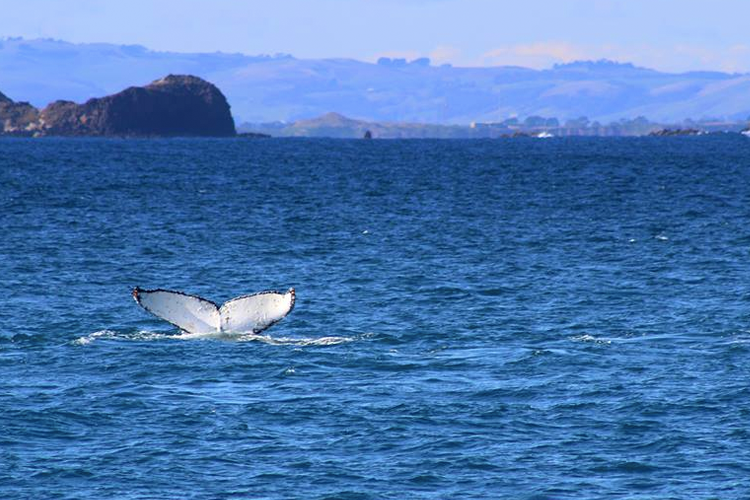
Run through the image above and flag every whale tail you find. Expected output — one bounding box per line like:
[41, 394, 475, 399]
[133, 287, 295, 334]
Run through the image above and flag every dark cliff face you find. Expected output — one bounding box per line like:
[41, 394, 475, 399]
[39, 75, 236, 137]
[0, 92, 40, 135]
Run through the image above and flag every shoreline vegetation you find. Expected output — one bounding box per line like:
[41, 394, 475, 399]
[1, 74, 748, 139]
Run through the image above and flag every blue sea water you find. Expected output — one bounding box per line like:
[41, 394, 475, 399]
[1, 136, 750, 499]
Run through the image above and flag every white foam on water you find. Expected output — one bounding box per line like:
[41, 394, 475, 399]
[73, 329, 117, 345]
[73, 329, 178, 345]
[75, 329, 354, 346]
[179, 331, 356, 346]
[234, 334, 354, 346]
[570, 334, 612, 345]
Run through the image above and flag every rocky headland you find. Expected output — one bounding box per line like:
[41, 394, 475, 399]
[0, 91, 40, 135]
[1, 75, 236, 137]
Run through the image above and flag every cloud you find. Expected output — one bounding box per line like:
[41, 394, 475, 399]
[477, 41, 750, 73]
[482, 42, 585, 68]
[369, 41, 750, 73]
[429, 45, 461, 65]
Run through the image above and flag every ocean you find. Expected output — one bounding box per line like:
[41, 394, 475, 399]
[1, 136, 750, 499]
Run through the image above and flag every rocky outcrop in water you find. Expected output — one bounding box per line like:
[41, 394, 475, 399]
[237, 132, 271, 139]
[0, 91, 40, 136]
[648, 128, 705, 137]
[37, 75, 236, 137]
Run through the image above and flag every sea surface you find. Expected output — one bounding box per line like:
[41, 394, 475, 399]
[1, 136, 750, 499]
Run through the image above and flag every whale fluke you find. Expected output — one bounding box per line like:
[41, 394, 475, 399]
[133, 287, 295, 334]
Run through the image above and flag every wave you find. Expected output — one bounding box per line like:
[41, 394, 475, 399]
[72, 329, 163, 345]
[73, 329, 353, 346]
[569, 334, 613, 345]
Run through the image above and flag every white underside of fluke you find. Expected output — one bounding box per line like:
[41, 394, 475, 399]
[132, 287, 296, 334]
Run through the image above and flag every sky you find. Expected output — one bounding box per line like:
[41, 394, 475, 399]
[1, 0, 750, 73]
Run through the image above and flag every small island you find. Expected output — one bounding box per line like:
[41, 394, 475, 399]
[1, 75, 236, 137]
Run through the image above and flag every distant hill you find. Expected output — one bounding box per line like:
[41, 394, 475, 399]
[2, 37, 750, 124]
[260, 112, 471, 138]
